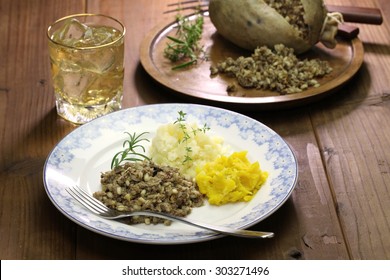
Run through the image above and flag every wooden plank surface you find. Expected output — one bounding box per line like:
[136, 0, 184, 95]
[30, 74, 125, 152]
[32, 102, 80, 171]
[0, 0, 389, 260]
[0, 0, 86, 259]
[313, 0, 390, 259]
[78, 0, 349, 259]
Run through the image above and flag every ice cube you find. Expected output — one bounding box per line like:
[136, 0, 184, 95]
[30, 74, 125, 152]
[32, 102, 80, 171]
[52, 18, 89, 47]
[82, 47, 116, 73]
[52, 18, 122, 48]
[57, 60, 96, 101]
[83, 26, 119, 46]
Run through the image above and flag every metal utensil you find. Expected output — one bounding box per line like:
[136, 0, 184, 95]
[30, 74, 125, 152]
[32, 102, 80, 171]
[66, 185, 274, 239]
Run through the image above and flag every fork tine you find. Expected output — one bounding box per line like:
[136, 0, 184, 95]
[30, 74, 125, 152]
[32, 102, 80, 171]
[164, 4, 208, 14]
[66, 187, 103, 215]
[164, 0, 209, 14]
[167, 0, 207, 7]
[66, 186, 108, 215]
[73, 185, 108, 212]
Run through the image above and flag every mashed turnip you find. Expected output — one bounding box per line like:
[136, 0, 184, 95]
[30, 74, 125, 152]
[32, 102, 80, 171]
[149, 122, 227, 178]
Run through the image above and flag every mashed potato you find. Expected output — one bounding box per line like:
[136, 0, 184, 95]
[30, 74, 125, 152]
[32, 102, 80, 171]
[149, 123, 226, 178]
[195, 151, 268, 205]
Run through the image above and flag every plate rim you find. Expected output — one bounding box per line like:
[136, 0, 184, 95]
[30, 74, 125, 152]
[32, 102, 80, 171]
[43, 103, 298, 244]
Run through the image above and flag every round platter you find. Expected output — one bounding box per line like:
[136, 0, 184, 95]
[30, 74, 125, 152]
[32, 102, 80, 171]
[140, 12, 364, 110]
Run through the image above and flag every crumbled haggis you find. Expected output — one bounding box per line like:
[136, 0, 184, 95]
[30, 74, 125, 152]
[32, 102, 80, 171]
[212, 44, 332, 95]
[93, 160, 204, 225]
[264, 0, 309, 39]
[226, 83, 237, 93]
[210, 65, 219, 76]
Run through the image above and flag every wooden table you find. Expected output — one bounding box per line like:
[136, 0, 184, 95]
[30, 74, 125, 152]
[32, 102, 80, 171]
[1, 0, 389, 260]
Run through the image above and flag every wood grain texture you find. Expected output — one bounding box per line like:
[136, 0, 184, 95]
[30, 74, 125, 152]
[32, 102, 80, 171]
[0, 0, 85, 260]
[313, 103, 390, 259]
[312, 0, 390, 260]
[1, 0, 389, 260]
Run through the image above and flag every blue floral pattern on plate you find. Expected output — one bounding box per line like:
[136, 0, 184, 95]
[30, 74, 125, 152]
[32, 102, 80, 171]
[43, 103, 298, 244]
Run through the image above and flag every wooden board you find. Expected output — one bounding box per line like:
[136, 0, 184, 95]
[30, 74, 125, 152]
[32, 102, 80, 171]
[140, 12, 364, 110]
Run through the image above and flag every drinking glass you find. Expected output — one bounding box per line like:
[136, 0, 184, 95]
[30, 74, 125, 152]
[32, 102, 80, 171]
[47, 14, 125, 124]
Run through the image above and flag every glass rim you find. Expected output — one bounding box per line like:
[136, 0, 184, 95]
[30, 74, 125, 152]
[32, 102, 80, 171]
[47, 13, 126, 50]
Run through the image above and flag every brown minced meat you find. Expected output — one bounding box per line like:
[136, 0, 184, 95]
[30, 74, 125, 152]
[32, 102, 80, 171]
[210, 44, 332, 95]
[93, 160, 204, 225]
[264, 0, 309, 39]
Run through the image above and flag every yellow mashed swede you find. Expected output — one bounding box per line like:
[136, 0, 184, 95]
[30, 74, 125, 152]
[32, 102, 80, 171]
[195, 151, 268, 205]
[149, 123, 226, 178]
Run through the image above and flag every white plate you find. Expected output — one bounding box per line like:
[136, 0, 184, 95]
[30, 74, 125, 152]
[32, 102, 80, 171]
[43, 103, 298, 244]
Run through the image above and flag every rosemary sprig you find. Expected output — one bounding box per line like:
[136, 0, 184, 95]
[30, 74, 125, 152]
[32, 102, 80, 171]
[111, 132, 150, 169]
[174, 111, 210, 163]
[164, 13, 205, 70]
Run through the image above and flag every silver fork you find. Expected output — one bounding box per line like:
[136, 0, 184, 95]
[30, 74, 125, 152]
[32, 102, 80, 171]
[66, 185, 274, 239]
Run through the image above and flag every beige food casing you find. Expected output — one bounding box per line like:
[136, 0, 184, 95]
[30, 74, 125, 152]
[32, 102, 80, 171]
[209, 0, 328, 54]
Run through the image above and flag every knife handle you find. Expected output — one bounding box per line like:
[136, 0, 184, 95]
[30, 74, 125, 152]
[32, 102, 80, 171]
[326, 5, 383, 25]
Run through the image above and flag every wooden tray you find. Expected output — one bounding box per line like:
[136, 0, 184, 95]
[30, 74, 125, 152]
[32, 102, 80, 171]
[140, 13, 364, 110]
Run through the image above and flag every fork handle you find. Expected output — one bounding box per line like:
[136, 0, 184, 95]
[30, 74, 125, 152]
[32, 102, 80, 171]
[113, 211, 274, 239]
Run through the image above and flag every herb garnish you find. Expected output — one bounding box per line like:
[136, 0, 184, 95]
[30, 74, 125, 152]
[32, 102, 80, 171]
[174, 110, 210, 163]
[111, 132, 150, 169]
[164, 13, 205, 70]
